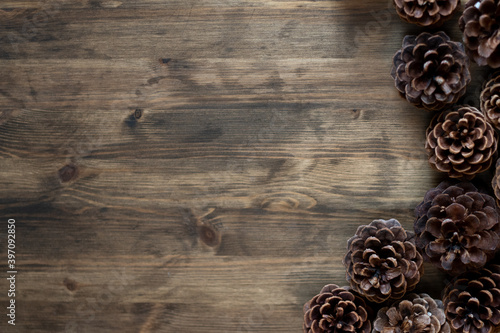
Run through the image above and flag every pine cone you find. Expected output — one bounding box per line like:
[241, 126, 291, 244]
[459, 0, 500, 67]
[414, 181, 500, 276]
[425, 105, 498, 179]
[373, 293, 450, 333]
[492, 159, 500, 206]
[393, 0, 459, 27]
[303, 284, 371, 333]
[343, 219, 423, 303]
[480, 72, 500, 130]
[443, 264, 500, 333]
[391, 31, 471, 111]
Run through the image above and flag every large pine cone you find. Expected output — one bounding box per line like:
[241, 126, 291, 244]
[459, 0, 500, 67]
[393, 0, 459, 27]
[425, 105, 498, 179]
[303, 284, 371, 333]
[480, 72, 500, 130]
[373, 293, 450, 333]
[391, 31, 471, 111]
[443, 264, 500, 333]
[414, 181, 500, 276]
[343, 219, 423, 303]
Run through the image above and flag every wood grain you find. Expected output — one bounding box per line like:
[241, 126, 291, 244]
[0, 0, 492, 332]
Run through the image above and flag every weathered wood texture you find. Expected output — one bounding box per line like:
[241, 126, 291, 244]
[0, 0, 496, 332]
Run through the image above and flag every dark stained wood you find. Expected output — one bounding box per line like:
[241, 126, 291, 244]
[0, 0, 493, 331]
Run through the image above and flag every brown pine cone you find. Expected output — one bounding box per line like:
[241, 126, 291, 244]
[425, 105, 498, 179]
[303, 284, 371, 333]
[393, 0, 459, 27]
[414, 181, 500, 276]
[373, 293, 450, 333]
[343, 219, 423, 303]
[492, 159, 500, 206]
[443, 264, 500, 333]
[480, 72, 500, 130]
[459, 0, 500, 67]
[391, 31, 471, 111]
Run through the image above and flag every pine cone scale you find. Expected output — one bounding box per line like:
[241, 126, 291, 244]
[406, 85, 421, 100]
[425, 218, 443, 237]
[413, 76, 430, 91]
[408, 60, 424, 77]
[465, 22, 479, 37]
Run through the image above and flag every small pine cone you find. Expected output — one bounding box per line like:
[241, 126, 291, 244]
[393, 0, 459, 27]
[303, 284, 371, 333]
[443, 264, 500, 333]
[492, 159, 500, 206]
[391, 31, 471, 111]
[343, 219, 423, 303]
[373, 293, 450, 333]
[480, 72, 500, 130]
[459, 0, 500, 67]
[414, 181, 500, 276]
[425, 105, 498, 179]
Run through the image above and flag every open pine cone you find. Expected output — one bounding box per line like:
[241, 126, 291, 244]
[393, 0, 459, 27]
[414, 181, 500, 276]
[459, 0, 500, 67]
[443, 264, 500, 333]
[480, 72, 500, 130]
[373, 293, 450, 333]
[303, 284, 371, 333]
[425, 105, 498, 179]
[343, 219, 423, 303]
[391, 31, 471, 111]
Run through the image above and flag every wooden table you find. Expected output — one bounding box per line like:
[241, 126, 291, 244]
[0, 0, 492, 332]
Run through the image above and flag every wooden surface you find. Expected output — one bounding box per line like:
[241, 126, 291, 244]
[0, 0, 494, 332]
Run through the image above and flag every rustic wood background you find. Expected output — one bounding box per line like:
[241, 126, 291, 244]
[0, 0, 496, 332]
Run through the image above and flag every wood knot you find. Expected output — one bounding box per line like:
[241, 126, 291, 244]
[58, 163, 79, 183]
[197, 224, 221, 247]
[63, 278, 78, 291]
[257, 192, 317, 211]
[182, 208, 224, 248]
[125, 110, 143, 128]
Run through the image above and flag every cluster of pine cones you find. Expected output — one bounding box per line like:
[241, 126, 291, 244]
[304, 1, 500, 333]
